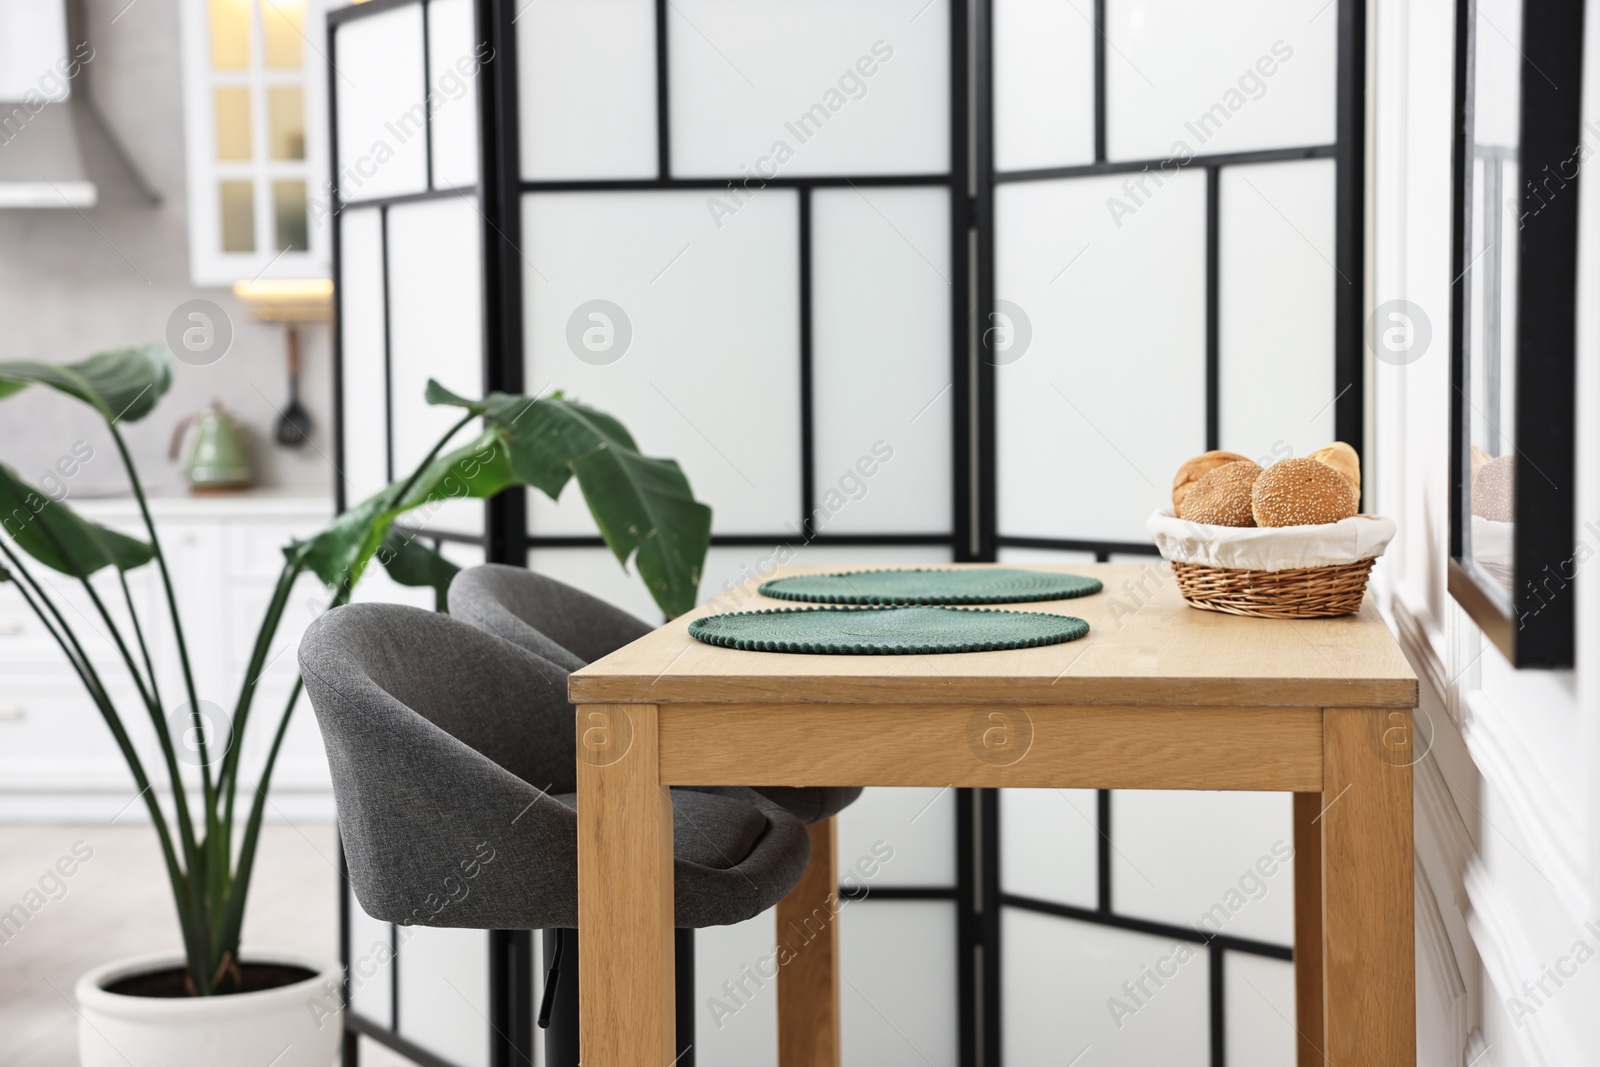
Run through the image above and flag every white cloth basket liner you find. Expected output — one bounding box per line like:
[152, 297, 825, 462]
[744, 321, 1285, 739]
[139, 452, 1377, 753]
[1146, 510, 1396, 571]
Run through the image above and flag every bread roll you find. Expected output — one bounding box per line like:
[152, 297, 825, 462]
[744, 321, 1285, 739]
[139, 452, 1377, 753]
[1472, 454, 1515, 522]
[1172, 450, 1251, 510]
[1470, 444, 1493, 482]
[1251, 458, 1357, 527]
[1179, 460, 1262, 527]
[1308, 441, 1360, 496]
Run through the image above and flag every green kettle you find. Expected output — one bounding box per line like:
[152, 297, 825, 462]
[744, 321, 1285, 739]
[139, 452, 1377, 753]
[169, 401, 253, 491]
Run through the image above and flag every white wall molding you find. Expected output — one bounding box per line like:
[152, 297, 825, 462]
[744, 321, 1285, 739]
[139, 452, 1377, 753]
[1386, 580, 1452, 716]
[1466, 862, 1587, 1067]
[1418, 859, 1468, 998]
[1416, 858, 1473, 1065]
[1415, 753, 1476, 895]
[1461, 689, 1591, 924]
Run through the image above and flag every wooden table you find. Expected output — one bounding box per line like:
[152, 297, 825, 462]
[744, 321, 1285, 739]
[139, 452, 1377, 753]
[568, 563, 1419, 1066]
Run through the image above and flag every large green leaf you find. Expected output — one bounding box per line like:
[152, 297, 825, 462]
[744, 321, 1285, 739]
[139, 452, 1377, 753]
[0, 463, 155, 576]
[0, 344, 173, 423]
[427, 380, 710, 617]
[377, 531, 461, 612]
[285, 429, 515, 594]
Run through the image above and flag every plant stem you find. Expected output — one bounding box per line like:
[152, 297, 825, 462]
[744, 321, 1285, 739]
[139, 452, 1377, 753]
[106, 423, 214, 810]
[117, 568, 164, 711]
[0, 543, 210, 987]
[102, 424, 220, 991]
[220, 559, 301, 833]
[213, 675, 303, 967]
[392, 412, 476, 506]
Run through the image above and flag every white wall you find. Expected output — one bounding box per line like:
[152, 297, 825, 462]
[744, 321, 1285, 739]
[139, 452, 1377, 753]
[1370, 0, 1600, 1062]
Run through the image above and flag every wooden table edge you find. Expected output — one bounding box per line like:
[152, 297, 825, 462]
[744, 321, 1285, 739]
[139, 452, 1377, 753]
[566, 677, 1420, 708]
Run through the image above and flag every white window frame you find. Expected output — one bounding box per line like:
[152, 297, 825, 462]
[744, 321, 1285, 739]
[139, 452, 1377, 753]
[178, 0, 332, 287]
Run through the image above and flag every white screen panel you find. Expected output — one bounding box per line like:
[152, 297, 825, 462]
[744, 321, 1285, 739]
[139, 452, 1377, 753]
[1224, 953, 1297, 1067]
[438, 540, 487, 567]
[1002, 910, 1208, 1067]
[994, 0, 1096, 171]
[335, 5, 429, 200]
[995, 172, 1207, 543]
[811, 187, 951, 534]
[517, 0, 658, 180]
[1110, 790, 1294, 945]
[836, 786, 956, 888]
[701, 543, 953, 614]
[999, 788, 1098, 909]
[523, 189, 801, 535]
[1104, 0, 1337, 161]
[428, 0, 481, 189]
[696, 915, 780, 1067]
[386, 195, 484, 536]
[668, 0, 949, 178]
[338, 207, 389, 502]
[345, 884, 393, 1027]
[349, 551, 441, 609]
[1219, 159, 1336, 462]
[841, 901, 959, 1067]
[1472, 0, 1522, 149]
[533, 546, 951, 625]
[396, 926, 490, 1067]
[527, 547, 664, 622]
[996, 546, 1097, 564]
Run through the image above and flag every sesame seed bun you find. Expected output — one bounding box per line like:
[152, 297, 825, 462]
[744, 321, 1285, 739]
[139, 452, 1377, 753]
[1251, 458, 1358, 527]
[1307, 441, 1360, 496]
[1471, 455, 1515, 522]
[1172, 450, 1252, 510]
[1470, 444, 1493, 482]
[1179, 460, 1262, 527]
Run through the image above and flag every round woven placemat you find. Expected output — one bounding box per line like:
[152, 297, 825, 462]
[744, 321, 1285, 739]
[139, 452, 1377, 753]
[758, 568, 1102, 606]
[687, 606, 1090, 655]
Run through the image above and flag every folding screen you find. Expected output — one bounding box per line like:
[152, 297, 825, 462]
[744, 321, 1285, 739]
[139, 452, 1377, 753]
[514, 4, 969, 1064]
[329, 3, 498, 1065]
[982, 0, 1360, 1064]
[328, 1, 1365, 1064]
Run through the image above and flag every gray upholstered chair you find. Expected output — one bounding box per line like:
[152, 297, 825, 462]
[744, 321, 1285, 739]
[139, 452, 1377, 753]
[447, 564, 863, 824]
[298, 603, 812, 1065]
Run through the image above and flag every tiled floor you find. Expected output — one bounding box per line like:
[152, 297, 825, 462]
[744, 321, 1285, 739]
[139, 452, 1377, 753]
[0, 821, 408, 1067]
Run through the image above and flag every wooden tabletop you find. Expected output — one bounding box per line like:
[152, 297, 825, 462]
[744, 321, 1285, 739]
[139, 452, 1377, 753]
[568, 562, 1418, 709]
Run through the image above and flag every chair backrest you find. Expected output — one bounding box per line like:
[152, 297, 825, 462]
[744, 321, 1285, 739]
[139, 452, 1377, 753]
[448, 564, 653, 667]
[298, 602, 580, 927]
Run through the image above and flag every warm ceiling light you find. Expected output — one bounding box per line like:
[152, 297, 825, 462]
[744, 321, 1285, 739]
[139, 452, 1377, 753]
[232, 278, 334, 321]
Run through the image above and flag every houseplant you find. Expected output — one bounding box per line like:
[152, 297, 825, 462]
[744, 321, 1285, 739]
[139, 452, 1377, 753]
[0, 344, 711, 1065]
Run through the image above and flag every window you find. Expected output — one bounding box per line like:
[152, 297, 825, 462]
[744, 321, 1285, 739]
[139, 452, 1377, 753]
[180, 0, 329, 285]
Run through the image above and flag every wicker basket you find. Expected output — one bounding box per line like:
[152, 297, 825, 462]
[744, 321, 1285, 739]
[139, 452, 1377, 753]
[1148, 510, 1394, 620]
[1169, 558, 1377, 619]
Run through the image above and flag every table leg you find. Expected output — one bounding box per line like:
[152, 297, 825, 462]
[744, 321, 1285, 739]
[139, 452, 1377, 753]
[777, 817, 842, 1067]
[1292, 792, 1325, 1066]
[577, 703, 675, 1067]
[1321, 708, 1415, 1066]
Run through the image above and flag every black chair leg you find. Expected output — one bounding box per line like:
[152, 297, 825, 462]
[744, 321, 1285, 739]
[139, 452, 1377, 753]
[542, 928, 696, 1067]
[675, 927, 695, 1066]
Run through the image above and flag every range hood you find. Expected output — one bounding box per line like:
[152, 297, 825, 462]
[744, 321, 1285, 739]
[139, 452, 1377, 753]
[0, 0, 156, 208]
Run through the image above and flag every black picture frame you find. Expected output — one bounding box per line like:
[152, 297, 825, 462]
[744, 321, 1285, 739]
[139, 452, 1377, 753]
[1448, 0, 1584, 668]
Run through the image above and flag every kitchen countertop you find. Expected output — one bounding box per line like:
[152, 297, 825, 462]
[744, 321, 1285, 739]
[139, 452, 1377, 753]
[68, 486, 334, 519]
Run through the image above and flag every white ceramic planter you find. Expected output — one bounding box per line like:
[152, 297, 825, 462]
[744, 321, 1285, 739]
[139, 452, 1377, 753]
[76, 949, 342, 1067]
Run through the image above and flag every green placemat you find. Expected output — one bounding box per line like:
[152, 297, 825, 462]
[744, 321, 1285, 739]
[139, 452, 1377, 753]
[688, 605, 1090, 655]
[758, 568, 1102, 605]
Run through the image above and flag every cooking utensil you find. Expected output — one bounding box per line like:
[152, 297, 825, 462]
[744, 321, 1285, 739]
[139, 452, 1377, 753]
[275, 324, 313, 448]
